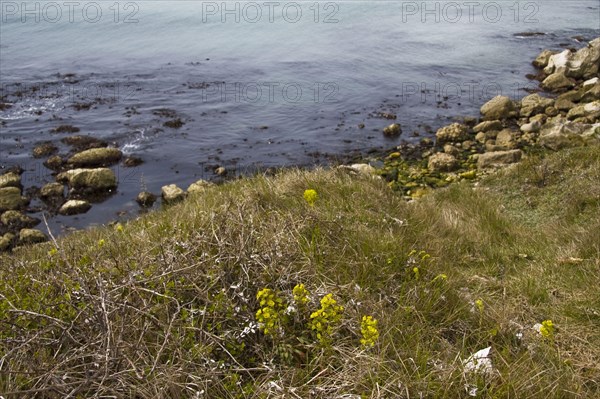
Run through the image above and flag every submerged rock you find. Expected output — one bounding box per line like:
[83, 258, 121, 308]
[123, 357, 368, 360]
[59, 200, 92, 215]
[57, 168, 117, 191]
[40, 182, 64, 198]
[383, 123, 402, 137]
[32, 142, 58, 158]
[136, 191, 157, 208]
[0, 187, 28, 212]
[67, 147, 122, 167]
[0, 172, 21, 189]
[18, 228, 47, 245]
[0, 211, 40, 229]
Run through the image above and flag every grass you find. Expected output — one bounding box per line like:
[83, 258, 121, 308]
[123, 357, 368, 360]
[0, 144, 599, 398]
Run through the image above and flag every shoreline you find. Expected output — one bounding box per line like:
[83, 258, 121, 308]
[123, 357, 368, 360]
[1, 36, 599, 250]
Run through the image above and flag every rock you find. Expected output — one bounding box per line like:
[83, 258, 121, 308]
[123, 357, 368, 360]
[545, 106, 559, 117]
[475, 132, 486, 143]
[583, 77, 599, 87]
[565, 38, 600, 79]
[339, 163, 378, 176]
[383, 123, 402, 137]
[187, 179, 213, 194]
[477, 150, 523, 169]
[480, 96, 518, 120]
[61, 135, 107, 151]
[428, 153, 459, 172]
[473, 120, 503, 133]
[530, 114, 547, 125]
[538, 120, 590, 150]
[0, 211, 40, 229]
[18, 228, 47, 245]
[542, 72, 575, 92]
[520, 94, 554, 117]
[495, 129, 519, 149]
[215, 166, 227, 176]
[555, 98, 576, 111]
[32, 142, 58, 158]
[520, 120, 541, 133]
[44, 155, 64, 171]
[0, 233, 15, 252]
[136, 191, 157, 208]
[532, 49, 556, 68]
[435, 123, 471, 143]
[40, 182, 64, 198]
[544, 49, 572, 75]
[161, 184, 186, 204]
[567, 101, 600, 121]
[59, 200, 92, 215]
[123, 156, 143, 167]
[0, 187, 28, 212]
[67, 147, 122, 167]
[57, 168, 117, 191]
[0, 172, 21, 189]
[443, 144, 460, 156]
[581, 83, 600, 102]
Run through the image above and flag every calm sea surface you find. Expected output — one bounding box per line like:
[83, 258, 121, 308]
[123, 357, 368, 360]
[1, 1, 599, 233]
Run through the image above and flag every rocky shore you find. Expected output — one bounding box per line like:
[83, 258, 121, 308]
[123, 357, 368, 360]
[1, 37, 599, 252]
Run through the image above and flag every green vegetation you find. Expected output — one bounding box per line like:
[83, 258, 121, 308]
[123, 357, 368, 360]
[1, 144, 599, 398]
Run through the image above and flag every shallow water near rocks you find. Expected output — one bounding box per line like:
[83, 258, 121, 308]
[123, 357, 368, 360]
[1, 1, 599, 234]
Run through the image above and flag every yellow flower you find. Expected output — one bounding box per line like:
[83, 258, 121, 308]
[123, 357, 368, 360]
[115, 223, 124, 233]
[48, 247, 58, 256]
[98, 239, 106, 248]
[413, 267, 420, 280]
[293, 284, 310, 306]
[540, 319, 554, 339]
[303, 189, 318, 206]
[360, 315, 379, 348]
[475, 299, 484, 313]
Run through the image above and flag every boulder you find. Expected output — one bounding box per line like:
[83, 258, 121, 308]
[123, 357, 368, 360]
[187, 179, 214, 194]
[44, 155, 64, 171]
[40, 182, 64, 198]
[443, 144, 460, 156]
[0, 187, 28, 212]
[67, 147, 122, 167]
[554, 98, 576, 111]
[215, 167, 227, 176]
[520, 94, 554, 117]
[542, 72, 575, 92]
[480, 96, 518, 120]
[520, 120, 541, 133]
[543, 49, 571, 75]
[161, 184, 186, 204]
[0, 172, 21, 189]
[59, 200, 92, 215]
[532, 49, 557, 69]
[136, 191, 157, 208]
[0, 211, 40, 229]
[583, 77, 599, 87]
[32, 142, 58, 158]
[473, 120, 503, 133]
[338, 164, 378, 176]
[538, 120, 590, 150]
[565, 38, 600, 79]
[57, 168, 117, 191]
[0, 233, 15, 252]
[581, 82, 600, 103]
[428, 153, 459, 172]
[477, 150, 523, 169]
[435, 123, 471, 143]
[18, 228, 47, 245]
[567, 101, 600, 121]
[383, 123, 402, 137]
[495, 129, 519, 149]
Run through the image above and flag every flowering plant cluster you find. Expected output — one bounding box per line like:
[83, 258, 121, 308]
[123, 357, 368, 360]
[255, 288, 286, 336]
[360, 315, 380, 348]
[309, 293, 344, 344]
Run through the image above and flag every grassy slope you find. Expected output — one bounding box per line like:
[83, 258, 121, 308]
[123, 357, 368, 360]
[0, 144, 599, 398]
